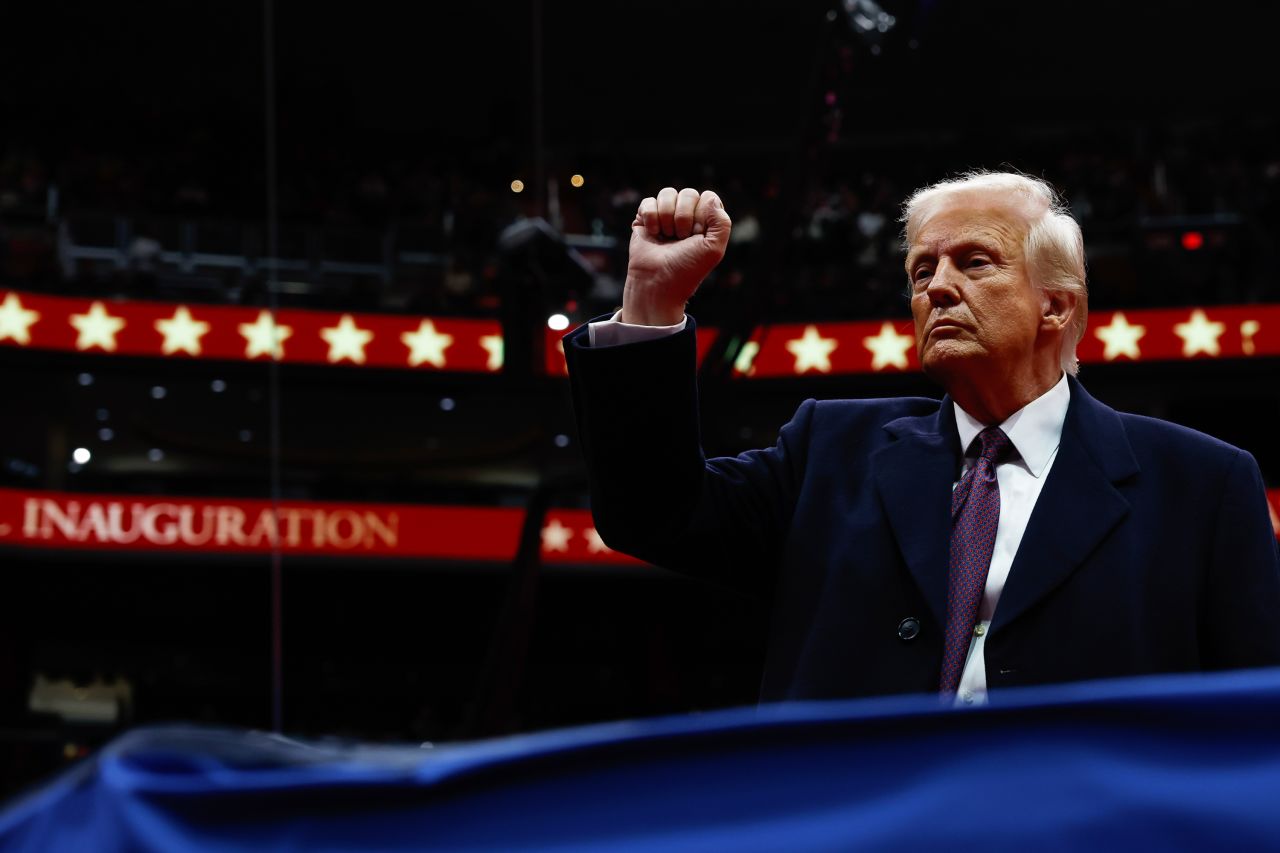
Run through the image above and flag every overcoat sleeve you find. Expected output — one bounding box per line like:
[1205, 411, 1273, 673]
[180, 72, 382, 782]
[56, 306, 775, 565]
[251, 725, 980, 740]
[564, 316, 813, 594]
[1202, 447, 1280, 668]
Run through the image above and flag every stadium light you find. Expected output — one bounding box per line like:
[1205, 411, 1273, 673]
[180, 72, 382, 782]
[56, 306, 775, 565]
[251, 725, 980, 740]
[843, 0, 895, 36]
[547, 314, 570, 331]
[72, 448, 91, 464]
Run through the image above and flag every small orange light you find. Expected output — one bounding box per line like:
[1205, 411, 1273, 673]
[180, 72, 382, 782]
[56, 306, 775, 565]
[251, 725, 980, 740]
[510, 180, 525, 194]
[570, 174, 585, 188]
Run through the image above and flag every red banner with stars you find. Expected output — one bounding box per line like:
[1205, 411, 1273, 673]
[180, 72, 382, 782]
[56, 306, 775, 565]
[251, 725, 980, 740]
[0, 290, 502, 372]
[3, 288, 1279, 376]
[729, 306, 1280, 378]
[0, 487, 644, 564]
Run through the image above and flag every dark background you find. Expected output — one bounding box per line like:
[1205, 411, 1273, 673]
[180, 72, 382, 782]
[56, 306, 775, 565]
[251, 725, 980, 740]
[2, 0, 1278, 798]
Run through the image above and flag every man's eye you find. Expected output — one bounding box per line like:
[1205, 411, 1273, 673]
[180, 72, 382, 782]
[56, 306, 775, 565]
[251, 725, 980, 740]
[913, 268, 932, 281]
[968, 256, 991, 268]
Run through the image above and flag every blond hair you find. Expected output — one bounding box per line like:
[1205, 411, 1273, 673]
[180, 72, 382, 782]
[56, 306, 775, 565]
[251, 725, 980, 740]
[901, 171, 1088, 376]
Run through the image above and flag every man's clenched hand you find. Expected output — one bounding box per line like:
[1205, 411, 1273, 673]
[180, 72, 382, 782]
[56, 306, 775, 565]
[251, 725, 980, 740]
[621, 187, 731, 326]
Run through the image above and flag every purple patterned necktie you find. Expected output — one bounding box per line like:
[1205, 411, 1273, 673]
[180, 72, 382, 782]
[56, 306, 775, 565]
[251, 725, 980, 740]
[940, 426, 1014, 694]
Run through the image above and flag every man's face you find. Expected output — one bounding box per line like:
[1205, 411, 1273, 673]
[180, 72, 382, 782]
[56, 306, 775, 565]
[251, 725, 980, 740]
[906, 198, 1045, 384]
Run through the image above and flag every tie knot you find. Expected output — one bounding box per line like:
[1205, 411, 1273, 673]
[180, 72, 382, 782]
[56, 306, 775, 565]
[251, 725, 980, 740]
[970, 426, 1014, 464]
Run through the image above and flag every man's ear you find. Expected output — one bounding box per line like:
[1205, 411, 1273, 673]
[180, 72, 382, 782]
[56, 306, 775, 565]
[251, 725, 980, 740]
[1041, 289, 1077, 332]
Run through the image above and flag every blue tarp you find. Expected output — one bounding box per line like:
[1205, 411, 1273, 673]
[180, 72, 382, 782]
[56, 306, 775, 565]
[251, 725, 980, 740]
[4, 669, 1280, 851]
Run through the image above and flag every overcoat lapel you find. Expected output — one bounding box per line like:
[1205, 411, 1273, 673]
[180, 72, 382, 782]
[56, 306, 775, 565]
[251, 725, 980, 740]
[872, 403, 961, 628]
[991, 378, 1139, 633]
[871, 380, 1139, 635]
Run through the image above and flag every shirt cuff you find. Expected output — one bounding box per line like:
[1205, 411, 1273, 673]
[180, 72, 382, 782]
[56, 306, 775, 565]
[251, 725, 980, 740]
[587, 309, 688, 347]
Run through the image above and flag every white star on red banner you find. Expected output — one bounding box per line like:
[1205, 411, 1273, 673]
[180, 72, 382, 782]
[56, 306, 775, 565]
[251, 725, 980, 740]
[862, 322, 914, 370]
[541, 519, 573, 552]
[1173, 309, 1226, 357]
[155, 306, 212, 356]
[1094, 312, 1146, 361]
[69, 301, 126, 352]
[402, 319, 453, 368]
[585, 527, 611, 554]
[320, 314, 375, 364]
[786, 325, 839, 374]
[0, 292, 40, 344]
[239, 311, 293, 360]
[479, 334, 503, 371]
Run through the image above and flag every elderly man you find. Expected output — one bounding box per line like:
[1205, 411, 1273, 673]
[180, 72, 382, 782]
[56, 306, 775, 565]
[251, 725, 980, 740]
[563, 173, 1280, 704]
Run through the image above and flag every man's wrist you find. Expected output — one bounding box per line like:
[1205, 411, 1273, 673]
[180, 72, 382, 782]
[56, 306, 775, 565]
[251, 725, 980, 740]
[620, 282, 685, 326]
[619, 309, 685, 326]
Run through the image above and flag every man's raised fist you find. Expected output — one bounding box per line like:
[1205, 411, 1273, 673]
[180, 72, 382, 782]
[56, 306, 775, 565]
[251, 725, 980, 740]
[621, 187, 732, 326]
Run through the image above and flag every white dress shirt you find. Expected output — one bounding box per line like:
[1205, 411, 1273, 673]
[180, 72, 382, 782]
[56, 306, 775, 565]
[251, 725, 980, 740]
[951, 372, 1069, 704]
[588, 309, 688, 348]
[586, 312, 1071, 706]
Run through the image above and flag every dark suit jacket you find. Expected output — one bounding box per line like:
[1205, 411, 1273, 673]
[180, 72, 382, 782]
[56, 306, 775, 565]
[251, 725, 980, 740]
[564, 316, 1280, 701]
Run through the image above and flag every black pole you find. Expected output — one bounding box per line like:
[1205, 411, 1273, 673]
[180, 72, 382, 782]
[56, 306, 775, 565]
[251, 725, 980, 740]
[263, 0, 284, 734]
[465, 479, 553, 738]
[532, 0, 546, 218]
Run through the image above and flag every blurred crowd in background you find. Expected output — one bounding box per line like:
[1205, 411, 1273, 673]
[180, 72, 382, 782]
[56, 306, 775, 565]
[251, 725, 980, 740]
[4, 117, 1279, 326]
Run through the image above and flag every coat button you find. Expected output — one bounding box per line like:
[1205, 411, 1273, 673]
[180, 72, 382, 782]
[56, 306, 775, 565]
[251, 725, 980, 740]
[897, 617, 920, 641]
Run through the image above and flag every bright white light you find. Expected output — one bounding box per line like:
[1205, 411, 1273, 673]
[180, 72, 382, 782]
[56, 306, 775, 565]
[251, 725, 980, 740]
[547, 314, 570, 331]
[72, 447, 91, 464]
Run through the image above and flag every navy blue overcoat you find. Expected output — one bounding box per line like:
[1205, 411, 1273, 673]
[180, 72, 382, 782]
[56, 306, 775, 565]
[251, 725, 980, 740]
[564, 316, 1280, 700]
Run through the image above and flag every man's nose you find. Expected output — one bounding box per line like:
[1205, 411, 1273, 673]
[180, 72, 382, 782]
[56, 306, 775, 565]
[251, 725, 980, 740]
[925, 258, 962, 306]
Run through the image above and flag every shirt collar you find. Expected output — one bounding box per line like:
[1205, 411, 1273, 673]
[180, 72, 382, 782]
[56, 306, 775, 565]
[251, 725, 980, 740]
[952, 373, 1070, 478]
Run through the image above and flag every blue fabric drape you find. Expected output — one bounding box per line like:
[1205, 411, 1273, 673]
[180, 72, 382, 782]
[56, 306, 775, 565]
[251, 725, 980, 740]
[4, 669, 1280, 851]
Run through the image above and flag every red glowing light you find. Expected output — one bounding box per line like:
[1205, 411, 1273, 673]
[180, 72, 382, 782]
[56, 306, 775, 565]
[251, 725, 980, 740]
[1181, 231, 1204, 251]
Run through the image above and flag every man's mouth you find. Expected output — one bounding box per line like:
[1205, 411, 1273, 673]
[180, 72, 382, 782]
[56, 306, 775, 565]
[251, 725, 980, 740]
[929, 318, 969, 336]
